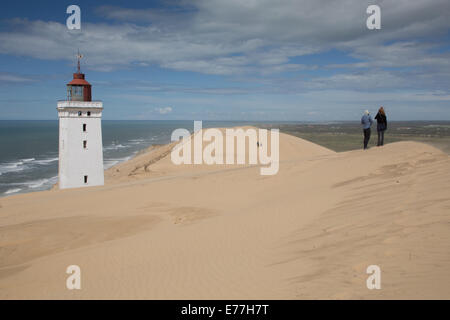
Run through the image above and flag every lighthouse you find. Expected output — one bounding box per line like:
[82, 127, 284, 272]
[57, 53, 104, 189]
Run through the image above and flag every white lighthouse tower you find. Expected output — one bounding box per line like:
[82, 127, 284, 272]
[57, 53, 104, 189]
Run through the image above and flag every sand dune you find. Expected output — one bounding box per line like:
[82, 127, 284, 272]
[0, 128, 449, 299]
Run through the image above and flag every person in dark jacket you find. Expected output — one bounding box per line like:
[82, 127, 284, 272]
[374, 106, 387, 146]
[361, 110, 373, 149]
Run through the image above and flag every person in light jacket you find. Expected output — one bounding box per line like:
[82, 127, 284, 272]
[361, 110, 373, 150]
[374, 106, 387, 146]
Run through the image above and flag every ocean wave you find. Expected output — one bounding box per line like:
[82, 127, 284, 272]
[2, 176, 58, 196]
[129, 140, 146, 145]
[0, 161, 28, 174]
[23, 176, 58, 189]
[0, 156, 58, 174]
[34, 157, 58, 165]
[104, 156, 133, 169]
[104, 160, 120, 169]
[4, 188, 22, 195]
[103, 143, 130, 151]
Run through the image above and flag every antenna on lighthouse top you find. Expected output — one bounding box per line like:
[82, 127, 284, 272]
[76, 50, 83, 74]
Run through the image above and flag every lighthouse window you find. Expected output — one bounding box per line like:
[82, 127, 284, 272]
[74, 86, 83, 96]
[84, 175, 88, 184]
[87, 111, 91, 116]
[78, 111, 82, 116]
[83, 123, 86, 132]
[83, 140, 87, 149]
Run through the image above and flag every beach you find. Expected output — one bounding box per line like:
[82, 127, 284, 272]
[0, 127, 449, 299]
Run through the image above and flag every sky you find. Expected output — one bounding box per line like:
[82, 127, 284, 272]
[0, 0, 449, 121]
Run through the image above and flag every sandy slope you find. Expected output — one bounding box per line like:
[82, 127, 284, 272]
[0, 128, 449, 299]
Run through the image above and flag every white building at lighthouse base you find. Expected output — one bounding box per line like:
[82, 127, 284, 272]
[57, 100, 104, 189]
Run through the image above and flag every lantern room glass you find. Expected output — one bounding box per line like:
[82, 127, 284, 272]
[68, 85, 84, 101]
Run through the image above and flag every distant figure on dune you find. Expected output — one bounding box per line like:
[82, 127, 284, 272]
[361, 110, 373, 150]
[375, 107, 387, 146]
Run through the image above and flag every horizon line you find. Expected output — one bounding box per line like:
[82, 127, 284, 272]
[1, 119, 450, 123]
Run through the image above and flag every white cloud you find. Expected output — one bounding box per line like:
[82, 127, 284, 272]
[0, 0, 449, 120]
[156, 106, 173, 114]
[0, 0, 448, 78]
[0, 72, 35, 84]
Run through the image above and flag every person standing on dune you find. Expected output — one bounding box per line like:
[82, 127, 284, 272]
[361, 110, 373, 150]
[375, 106, 387, 146]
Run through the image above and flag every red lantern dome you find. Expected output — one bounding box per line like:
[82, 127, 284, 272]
[67, 52, 92, 101]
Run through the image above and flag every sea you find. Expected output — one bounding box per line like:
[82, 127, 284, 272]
[0, 120, 260, 197]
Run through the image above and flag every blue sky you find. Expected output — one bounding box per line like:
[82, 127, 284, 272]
[0, 0, 449, 120]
